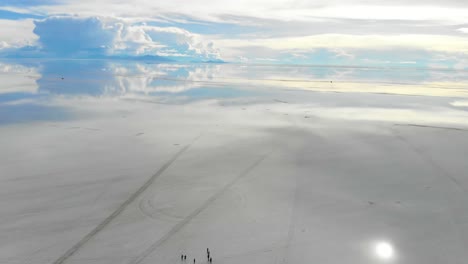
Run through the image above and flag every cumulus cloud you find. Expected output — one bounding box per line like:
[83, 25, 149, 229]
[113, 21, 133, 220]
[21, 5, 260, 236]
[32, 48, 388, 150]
[113, 23, 220, 59]
[33, 16, 113, 56]
[30, 16, 220, 60]
[2, 0, 468, 66]
[3, 0, 468, 63]
[0, 19, 37, 49]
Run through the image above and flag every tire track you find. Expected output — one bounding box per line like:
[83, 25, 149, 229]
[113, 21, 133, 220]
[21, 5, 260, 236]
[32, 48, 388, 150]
[130, 151, 272, 264]
[280, 169, 298, 264]
[390, 128, 467, 193]
[394, 123, 468, 132]
[52, 139, 198, 264]
[391, 127, 468, 250]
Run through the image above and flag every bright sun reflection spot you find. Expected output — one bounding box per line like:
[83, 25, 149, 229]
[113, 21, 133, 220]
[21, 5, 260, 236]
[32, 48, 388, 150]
[375, 241, 395, 260]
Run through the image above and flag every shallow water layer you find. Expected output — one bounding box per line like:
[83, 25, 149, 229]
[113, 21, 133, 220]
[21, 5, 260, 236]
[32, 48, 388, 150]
[1, 60, 468, 264]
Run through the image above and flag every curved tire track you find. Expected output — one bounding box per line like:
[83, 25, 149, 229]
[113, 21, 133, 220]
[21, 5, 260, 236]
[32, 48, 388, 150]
[130, 152, 272, 264]
[52, 140, 197, 264]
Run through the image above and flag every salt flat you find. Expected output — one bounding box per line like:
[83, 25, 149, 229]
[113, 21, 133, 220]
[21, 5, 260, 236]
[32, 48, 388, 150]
[1, 60, 468, 264]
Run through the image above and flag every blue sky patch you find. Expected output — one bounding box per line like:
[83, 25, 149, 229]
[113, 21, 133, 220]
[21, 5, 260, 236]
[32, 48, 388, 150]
[0, 9, 44, 20]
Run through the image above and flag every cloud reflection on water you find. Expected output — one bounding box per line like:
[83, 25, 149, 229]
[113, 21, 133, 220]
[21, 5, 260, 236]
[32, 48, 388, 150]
[0, 60, 468, 126]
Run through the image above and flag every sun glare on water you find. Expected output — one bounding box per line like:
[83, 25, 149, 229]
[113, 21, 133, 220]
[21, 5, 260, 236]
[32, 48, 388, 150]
[374, 241, 395, 260]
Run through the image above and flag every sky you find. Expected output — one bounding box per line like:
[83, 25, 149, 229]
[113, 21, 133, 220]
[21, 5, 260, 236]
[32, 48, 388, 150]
[1, 0, 468, 67]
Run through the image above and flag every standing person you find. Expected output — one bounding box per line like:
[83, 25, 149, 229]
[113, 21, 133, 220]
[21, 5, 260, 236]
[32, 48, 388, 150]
[209, 257, 212, 263]
[193, 258, 196, 264]
[184, 255, 187, 260]
[181, 254, 184, 261]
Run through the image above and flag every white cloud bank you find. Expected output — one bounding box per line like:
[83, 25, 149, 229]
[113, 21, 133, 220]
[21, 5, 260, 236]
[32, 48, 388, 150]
[5, 16, 221, 61]
[21, 1, 468, 24]
[216, 34, 468, 54]
[3, 1, 468, 65]
[113, 23, 220, 59]
[0, 19, 37, 48]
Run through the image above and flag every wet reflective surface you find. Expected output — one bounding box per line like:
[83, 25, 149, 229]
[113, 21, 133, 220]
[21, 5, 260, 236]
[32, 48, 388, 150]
[1, 60, 468, 264]
[2, 59, 468, 125]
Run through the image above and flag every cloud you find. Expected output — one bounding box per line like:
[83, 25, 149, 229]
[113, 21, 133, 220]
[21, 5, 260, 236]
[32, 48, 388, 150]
[33, 16, 114, 56]
[27, 16, 221, 60]
[217, 34, 468, 53]
[113, 23, 220, 59]
[216, 42, 468, 69]
[2, 1, 468, 66]
[0, 9, 44, 20]
[0, 19, 37, 48]
[0, 0, 59, 7]
[3, 14, 468, 68]
[213, 33, 468, 64]
[9, 0, 468, 25]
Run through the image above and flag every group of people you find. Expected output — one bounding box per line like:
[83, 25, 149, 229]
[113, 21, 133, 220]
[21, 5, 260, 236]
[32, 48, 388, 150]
[181, 248, 213, 263]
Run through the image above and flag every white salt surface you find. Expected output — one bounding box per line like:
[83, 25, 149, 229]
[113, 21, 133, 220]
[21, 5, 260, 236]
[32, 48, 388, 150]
[1, 62, 468, 264]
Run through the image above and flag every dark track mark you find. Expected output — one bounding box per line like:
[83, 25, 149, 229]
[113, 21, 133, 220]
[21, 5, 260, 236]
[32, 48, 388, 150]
[274, 99, 289, 104]
[51, 139, 197, 264]
[135, 133, 145, 137]
[281, 164, 298, 264]
[391, 128, 467, 193]
[84, 128, 100, 131]
[121, 98, 171, 105]
[131, 152, 271, 264]
[394, 123, 468, 132]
